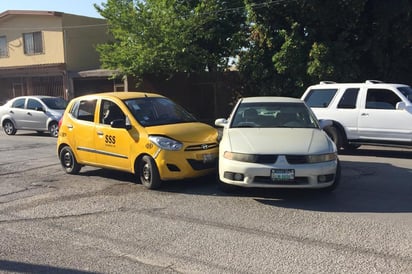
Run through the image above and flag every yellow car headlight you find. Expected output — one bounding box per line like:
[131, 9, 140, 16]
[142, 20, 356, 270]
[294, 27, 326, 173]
[149, 135, 183, 151]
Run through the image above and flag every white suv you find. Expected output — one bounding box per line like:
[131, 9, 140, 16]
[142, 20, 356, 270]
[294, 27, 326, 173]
[301, 80, 412, 150]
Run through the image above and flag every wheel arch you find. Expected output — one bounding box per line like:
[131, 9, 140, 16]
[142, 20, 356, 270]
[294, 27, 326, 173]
[57, 143, 77, 160]
[322, 120, 349, 150]
[57, 142, 68, 154]
[47, 119, 59, 129]
[2, 116, 15, 127]
[329, 120, 348, 141]
[133, 153, 150, 174]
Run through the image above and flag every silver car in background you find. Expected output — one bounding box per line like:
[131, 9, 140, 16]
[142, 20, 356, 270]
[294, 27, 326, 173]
[0, 96, 68, 137]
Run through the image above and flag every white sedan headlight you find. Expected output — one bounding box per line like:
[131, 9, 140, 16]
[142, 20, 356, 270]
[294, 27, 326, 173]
[306, 152, 337, 163]
[224, 151, 257, 163]
[149, 136, 183, 151]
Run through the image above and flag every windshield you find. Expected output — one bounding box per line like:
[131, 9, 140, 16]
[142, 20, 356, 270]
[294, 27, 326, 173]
[41, 97, 68, 110]
[398, 86, 412, 103]
[230, 102, 319, 129]
[124, 97, 198, 126]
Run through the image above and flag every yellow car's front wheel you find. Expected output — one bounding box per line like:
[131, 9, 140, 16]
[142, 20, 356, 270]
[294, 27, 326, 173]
[139, 155, 162, 189]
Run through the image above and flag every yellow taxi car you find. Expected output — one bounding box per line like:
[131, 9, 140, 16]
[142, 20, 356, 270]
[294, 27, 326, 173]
[57, 92, 219, 189]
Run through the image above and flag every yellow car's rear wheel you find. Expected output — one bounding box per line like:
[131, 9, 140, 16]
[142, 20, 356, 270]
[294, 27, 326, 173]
[59, 146, 81, 174]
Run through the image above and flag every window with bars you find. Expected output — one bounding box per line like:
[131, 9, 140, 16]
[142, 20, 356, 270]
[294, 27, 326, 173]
[0, 36, 8, 57]
[23, 31, 43, 55]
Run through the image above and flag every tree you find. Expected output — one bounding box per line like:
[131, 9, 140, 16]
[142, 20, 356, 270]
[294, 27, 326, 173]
[239, 0, 412, 97]
[94, 0, 247, 78]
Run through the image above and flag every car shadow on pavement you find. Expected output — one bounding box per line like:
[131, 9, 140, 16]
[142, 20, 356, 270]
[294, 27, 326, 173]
[79, 168, 137, 183]
[339, 145, 412, 159]
[4, 132, 53, 137]
[76, 158, 412, 214]
[0, 260, 99, 274]
[158, 159, 412, 213]
[251, 160, 412, 213]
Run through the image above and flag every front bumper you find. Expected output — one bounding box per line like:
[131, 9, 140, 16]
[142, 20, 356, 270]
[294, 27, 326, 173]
[154, 146, 218, 181]
[218, 156, 338, 189]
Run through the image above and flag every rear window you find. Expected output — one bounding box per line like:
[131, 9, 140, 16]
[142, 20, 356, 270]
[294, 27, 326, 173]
[303, 88, 337, 108]
[70, 99, 97, 122]
[41, 97, 68, 110]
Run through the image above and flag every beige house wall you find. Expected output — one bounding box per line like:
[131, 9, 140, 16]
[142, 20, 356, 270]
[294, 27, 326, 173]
[0, 15, 65, 67]
[62, 14, 108, 71]
[0, 11, 113, 102]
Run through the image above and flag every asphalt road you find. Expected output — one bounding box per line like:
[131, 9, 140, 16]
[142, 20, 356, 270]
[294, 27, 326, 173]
[0, 130, 411, 273]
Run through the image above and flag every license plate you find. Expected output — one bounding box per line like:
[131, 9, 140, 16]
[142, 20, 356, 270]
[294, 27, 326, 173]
[271, 169, 295, 181]
[202, 153, 215, 163]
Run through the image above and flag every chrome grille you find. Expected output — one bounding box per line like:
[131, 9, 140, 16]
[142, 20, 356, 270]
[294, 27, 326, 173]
[187, 159, 218, 170]
[256, 155, 278, 163]
[185, 143, 218, 151]
[285, 155, 308, 164]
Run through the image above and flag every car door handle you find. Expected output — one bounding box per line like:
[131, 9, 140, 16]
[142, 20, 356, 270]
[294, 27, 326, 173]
[27, 112, 32, 116]
[9, 110, 14, 114]
[97, 131, 104, 136]
[361, 113, 369, 116]
[67, 124, 73, 129]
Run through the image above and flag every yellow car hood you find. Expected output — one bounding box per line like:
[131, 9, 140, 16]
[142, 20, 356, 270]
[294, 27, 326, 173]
[148, 122, 218, 143]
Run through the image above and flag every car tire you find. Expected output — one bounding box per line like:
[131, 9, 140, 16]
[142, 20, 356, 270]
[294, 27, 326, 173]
[218, 180, 237, 193]
[344, 143, 361, 150]
[139, 155, 162, 189]
[321, 160, 341, 193]
[324, 125, 343, 150]
[3, 120, 17, 135]
[59, 146, 81, 174]
[217, 173, 238, 193]
[49, 121, 59, 137]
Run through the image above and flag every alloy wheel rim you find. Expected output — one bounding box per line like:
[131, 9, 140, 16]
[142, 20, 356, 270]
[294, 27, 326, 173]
[63, 151, 73, 168]
[51, 125, 58, 137]
[142, 163, 151, 182]
[4, 123, 13, 134]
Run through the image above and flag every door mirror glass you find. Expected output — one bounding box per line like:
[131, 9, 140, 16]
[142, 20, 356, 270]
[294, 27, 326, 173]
[396, 101, 406, 110]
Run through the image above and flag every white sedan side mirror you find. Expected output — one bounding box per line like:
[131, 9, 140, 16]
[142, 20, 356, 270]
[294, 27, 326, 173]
[215, 118, 228, 127]
[318, 119, 333, 129]
[396, 101, 406, 110]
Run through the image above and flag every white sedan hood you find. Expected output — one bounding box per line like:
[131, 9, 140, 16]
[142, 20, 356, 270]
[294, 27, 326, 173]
[226, 128, 334, 154]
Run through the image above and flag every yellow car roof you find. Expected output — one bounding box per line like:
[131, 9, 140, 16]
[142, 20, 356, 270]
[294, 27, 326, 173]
[78, 91, 165, 100]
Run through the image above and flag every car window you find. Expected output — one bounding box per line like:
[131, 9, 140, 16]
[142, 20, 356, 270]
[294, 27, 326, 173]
[125, 97, 197, 126]
[398, 86, 412, 103]
[41, 97, 68, 110]
[337, 88, 359, 109]
[100, 100, 125, 125]
[366, 89, 401, 109]
[27, 99, 43, 111]
[11, 98, 25, 109]
[231, 102, 318, 128]
[70, 99, 97, 122]
[303, 89, 337, 108]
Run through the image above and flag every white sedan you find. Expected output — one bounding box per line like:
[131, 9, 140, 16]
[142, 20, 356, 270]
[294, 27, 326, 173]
[215, 97, 340, 191]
